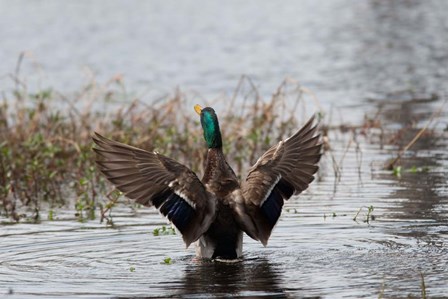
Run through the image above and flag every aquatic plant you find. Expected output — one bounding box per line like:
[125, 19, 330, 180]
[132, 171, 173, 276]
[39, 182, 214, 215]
[385, 98, 446, 170]
[420, 272, 427, 299]
[392, 165, 430, 178]
[392, 166, 402, 178]
[153, 225, 176, 236]
[353, 205, 375, 223]
[0, 72, 325, 222]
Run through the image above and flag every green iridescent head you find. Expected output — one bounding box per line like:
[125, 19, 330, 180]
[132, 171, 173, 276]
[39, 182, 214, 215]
[194, 104, 222, 149]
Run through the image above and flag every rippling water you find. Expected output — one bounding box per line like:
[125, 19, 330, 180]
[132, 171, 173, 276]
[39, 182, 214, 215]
[2, 100, 447, 298]
[1, 0, 448, 298]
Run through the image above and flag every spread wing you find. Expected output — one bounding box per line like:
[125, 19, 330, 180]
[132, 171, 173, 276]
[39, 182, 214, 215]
[92, 133, 216, 247]
[237, 115, 321, 245]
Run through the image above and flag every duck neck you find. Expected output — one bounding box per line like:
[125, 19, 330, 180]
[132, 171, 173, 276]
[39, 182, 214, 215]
[202, 148, 239, 195]
[204, 127, 222, 149]
[200, 109, 222, 149]
[203, 148, 224, 182]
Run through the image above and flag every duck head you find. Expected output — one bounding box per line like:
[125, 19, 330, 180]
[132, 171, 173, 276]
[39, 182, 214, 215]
[194, 104, 222, 149]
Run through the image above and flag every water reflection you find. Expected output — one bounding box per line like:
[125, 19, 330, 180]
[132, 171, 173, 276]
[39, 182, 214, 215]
[179, 258, 290, 299]
[373, 97, 448, 242]
[112, 257, 299, 299]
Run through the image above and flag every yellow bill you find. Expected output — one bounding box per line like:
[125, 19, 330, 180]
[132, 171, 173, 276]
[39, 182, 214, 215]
[194, 104, 203, 115]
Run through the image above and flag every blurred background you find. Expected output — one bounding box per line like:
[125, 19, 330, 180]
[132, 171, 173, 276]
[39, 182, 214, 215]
[2, 0, 447, 107]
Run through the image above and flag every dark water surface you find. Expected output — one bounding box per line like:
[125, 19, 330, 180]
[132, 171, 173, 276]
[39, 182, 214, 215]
[1, 0, 448, 298]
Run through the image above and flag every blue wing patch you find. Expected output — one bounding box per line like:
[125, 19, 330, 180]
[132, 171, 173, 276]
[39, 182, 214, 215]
[276, 178, 294, 199]
[158, 192, 195, 233]
[261, 187, 284, 227]
[152, 189, 172, 208]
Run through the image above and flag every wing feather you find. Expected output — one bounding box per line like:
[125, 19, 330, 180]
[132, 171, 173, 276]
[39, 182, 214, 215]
[92, 132, 216, 247]
[237, 115, 322, 245]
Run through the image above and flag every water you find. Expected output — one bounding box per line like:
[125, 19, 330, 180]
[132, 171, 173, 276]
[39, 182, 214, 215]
[2, 1, 447, 103]
[1, 0, 448, 298]
[1, 103, 447, 297]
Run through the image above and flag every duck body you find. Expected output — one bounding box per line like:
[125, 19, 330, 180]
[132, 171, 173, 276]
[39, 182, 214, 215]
[197, 201, 243, 259]
[197, 148, 243, 259]
[93, 105, 321, 260]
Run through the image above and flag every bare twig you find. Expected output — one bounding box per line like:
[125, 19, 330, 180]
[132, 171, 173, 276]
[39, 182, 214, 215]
[386, 99, 447, 170]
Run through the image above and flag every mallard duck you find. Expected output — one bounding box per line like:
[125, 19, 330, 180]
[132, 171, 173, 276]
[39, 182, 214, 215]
[93, 105, 321, 259]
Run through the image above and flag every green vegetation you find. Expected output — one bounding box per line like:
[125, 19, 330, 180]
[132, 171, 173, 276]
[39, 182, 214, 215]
[420, 272, 427, 299]
[2, 69, 437, 225]
[353, 205, 375, 223]
[392, 165, 430, 178]
[162, 257, 173, 265]
[1, 74, 320, 222]
[392, 166, 402, 178]
[153, 225, 176, 236]
[47, 209, 54, 221]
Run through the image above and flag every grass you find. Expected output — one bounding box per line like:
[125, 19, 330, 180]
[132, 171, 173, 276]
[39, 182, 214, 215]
[420, 272, 427, 299]
[1, 62, 444, 224]
[353, 205, 375, 223]
[392, 165, 431, 178]
[378, 272, 428, 299]
[0, 71, 325, 222]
